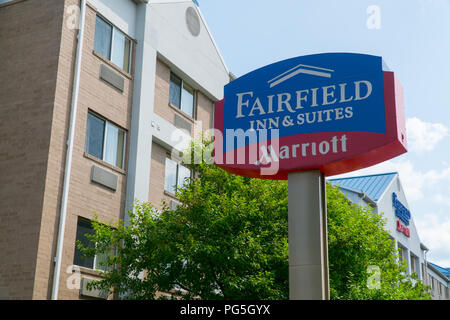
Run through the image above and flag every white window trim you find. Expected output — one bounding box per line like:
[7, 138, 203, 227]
[87, 111, 126, 169]
[92, 244, 115, 273]
[96, 14, 133, 73]
[170, 72, 196, 119]
[74, 218, 115, 273]
[165, 156, 192, 194]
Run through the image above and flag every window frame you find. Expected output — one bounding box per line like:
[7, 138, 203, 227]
[85, 111, 127, 170]
[73, 217, 114, 273]
[397, 244, 408, 267]
[169, 72, 196, 119]
[164, 156, 192, 195]
[94, 14, 133, 74]
[410, 254, 417, 274]
[110, 27, 133, 73]
[73, 217, 96, 270]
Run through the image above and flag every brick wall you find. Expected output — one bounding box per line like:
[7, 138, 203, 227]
[0, 0, 216, 299]
[0, 0, 66, 299]
[196, 90, 214, 137]
[150, 58, 215, 211]
[33, 0, 135, 300]
[148, 142, 174, 211]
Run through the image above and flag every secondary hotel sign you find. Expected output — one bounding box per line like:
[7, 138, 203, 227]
[214, 53, 407, 179]
[393, 193, 411, 238]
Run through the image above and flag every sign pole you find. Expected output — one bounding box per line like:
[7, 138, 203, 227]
[288, 170, 330, 300]
[214, 53, 407, 299]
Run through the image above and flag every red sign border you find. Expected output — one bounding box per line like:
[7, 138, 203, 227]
[214, 71, 407, 179]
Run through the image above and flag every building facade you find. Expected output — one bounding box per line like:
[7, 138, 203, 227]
[0, 0, 230, 299]
[329, 172, 449, 300]
[427, 262, 450, 300]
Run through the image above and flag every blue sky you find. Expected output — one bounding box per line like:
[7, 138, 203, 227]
[200, 0, 450, 267]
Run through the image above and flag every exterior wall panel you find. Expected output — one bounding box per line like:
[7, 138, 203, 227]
[0, 0, 66, 299]
[34, 0, 134, 299]
[0, 0, 228, 300]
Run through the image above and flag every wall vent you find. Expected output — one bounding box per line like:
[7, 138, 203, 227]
[186, 6, 201, 37]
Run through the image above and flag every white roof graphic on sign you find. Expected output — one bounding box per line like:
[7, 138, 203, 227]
[267, 63, 334, 88]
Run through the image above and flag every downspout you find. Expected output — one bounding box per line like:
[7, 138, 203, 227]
[51, 0, 86, 300]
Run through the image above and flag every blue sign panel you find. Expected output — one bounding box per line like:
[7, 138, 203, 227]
[223, 53, 386, 152]
[392, 193, 411, 226]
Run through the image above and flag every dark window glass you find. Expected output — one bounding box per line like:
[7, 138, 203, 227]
[85, 113, 105, 160]
[169, 73, 182, 108]
[94, 16, 112, 59]
[73, 218, 95, 269]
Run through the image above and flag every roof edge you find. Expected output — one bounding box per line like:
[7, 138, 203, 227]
[328, 171, 398, 181]
[428, 262, 450, 282]
[329, 183, 377, 206]
[376, 172, 399, 205]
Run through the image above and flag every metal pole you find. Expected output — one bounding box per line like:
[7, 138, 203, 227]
[51, 0, 86, 300]
[288, 170, 329, 300]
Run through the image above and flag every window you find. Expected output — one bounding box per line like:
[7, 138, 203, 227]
[398, 245, 407, 262]
[410, 255, 417, 274]
[85, 111, 126, 169]
[422, 263, 427, 283]
[169, 73, 195, 118]
[429, 275, 434, 294]
[397, 245, 409, 268]
[94, 16, 112, 60]
[73, 218, 108, 272]
[74, 218, 95, 269]
[164, 157, 191, 194]
[432, 278, 437, 296]
[94, 15, 132, 73]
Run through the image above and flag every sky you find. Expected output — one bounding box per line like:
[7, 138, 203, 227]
[199, 0, 450, 267]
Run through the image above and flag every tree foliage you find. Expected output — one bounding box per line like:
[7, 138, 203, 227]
[326, 185, 430, 299]
[80, 161, 430, 300]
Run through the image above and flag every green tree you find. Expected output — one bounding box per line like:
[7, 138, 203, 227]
[81, 162, 430, 300]
[326, 185, 430, 299]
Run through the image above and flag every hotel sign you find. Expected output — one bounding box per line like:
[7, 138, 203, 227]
[214, 53, 407, 179]
[393, 192, 411, 237]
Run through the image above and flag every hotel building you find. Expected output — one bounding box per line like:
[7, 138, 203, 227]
[0, 0, 230, 299]
[329, 172, 449, 300]
[1, 0, 448, 301]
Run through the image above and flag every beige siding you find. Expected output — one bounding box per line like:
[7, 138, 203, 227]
[0, 0, 216, 300]
[0, 0, 66, 299]
[40, 1, 135, 300]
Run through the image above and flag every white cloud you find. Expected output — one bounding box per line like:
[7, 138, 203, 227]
[432, 193, 450, 207]
[330, 160, 422, 201]
[331, 160, 450, 267]
[328, 117, 450, 267]
[416, 213, 450, 267]
[406, 117, 448, 152]
[330, 160, 450, 202]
